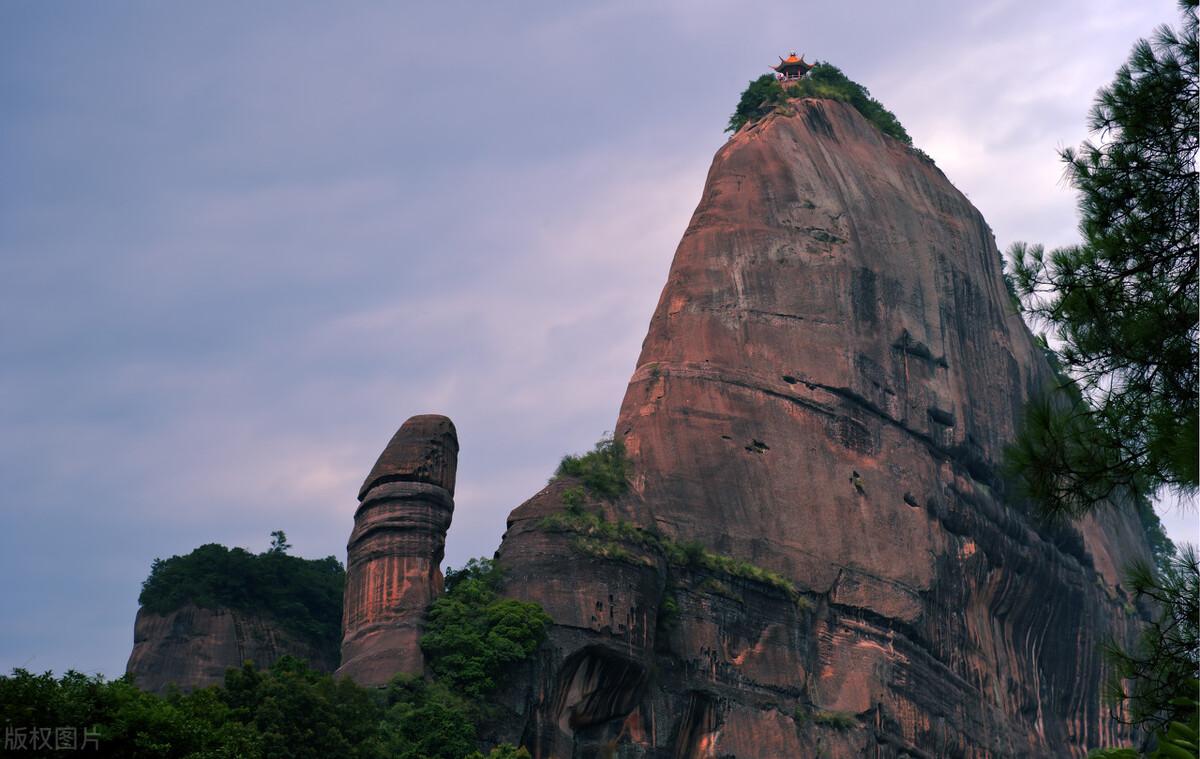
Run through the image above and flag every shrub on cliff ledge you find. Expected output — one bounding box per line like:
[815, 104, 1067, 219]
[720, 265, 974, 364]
[726, 64, 912, 146]
[540, 508, 810, 608]
[553, 433, 631, 499]
[811, 709, 859, 730]
[727, 74, 789, 132]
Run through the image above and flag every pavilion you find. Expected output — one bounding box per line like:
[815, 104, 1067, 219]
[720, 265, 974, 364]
[771, 52, 813, 81]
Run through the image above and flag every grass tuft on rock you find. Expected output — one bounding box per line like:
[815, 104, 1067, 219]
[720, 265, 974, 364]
[540, 506, 811, 609]
[812, 710, 859, 730]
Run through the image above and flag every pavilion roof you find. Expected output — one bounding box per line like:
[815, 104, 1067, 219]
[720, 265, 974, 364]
[771, 53, 812, 72]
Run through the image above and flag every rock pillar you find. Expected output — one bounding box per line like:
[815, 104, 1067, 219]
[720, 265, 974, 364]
[336, 414, 458, 685]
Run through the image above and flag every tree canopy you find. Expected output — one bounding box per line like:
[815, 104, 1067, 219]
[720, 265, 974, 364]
[0, 658, 530, 759]
[6, 553, 548, 757]
[138, 537, 345, 663]
[1102, 547, 1199, 743]
[421, 558, 551, 699]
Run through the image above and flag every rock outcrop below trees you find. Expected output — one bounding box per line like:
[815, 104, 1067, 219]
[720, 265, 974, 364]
[126, 604, 337, 694]
[487, 98, 1151, 757]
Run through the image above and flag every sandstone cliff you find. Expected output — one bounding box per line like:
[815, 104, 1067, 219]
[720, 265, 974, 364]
[126, 604, 338, 694]
[488, 98, 1151, 757]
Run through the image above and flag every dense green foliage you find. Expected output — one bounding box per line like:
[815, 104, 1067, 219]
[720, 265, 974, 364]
[553, 434, 631, 499]
[420, 559, 551, 699]
[725, 64, 912, 145]
[1007, 0, 1198, 519]
[375, 676, 480, 759]
[6, 554, 547, 757]
[1090, 701, 1200, 759]
[0, 658, 530, 759]
[138, 535, 345, 662]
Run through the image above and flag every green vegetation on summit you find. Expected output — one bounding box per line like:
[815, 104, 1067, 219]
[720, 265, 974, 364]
[138, 532, 345, 662]
[726, 63, 911, 145]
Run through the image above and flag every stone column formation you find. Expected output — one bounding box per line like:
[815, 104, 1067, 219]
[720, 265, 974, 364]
[336, 414, 458, 686]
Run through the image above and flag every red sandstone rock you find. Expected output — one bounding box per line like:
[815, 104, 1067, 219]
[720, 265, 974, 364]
[358, 414, 459, 500]
[490, 99, 1150, 757]
[125, 603, 337, 694]
[336, 414, 458, 686]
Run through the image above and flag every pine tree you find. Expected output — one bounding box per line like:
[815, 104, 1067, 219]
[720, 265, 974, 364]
[1008, 0, 1198, 519]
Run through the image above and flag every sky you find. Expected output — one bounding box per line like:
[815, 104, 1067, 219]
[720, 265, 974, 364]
[1, 0, 1193, 679]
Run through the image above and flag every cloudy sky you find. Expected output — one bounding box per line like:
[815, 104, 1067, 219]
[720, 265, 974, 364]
[1, 0, 1192, 678]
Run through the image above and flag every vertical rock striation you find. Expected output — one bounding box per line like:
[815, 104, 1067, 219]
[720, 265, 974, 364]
[489, 99, 1151, 757]
[126, 604, 338, 694]
[336, 414, 458, 686]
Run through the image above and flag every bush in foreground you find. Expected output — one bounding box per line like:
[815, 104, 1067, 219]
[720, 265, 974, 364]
[0, 656, 533, 758]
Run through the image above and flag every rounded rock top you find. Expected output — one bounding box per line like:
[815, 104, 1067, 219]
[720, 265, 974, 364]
[358, 414, 459, 500]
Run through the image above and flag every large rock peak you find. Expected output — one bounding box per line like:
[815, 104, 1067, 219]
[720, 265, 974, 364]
[337, 414, 458, 686]
[618, 96, 1043, 601]
[490, 99, 1149, 757]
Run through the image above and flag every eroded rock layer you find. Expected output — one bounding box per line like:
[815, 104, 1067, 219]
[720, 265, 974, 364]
[125, 604, 337, 694]
[491, 99, 1148, 757]
[337, 414, 458, 686]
